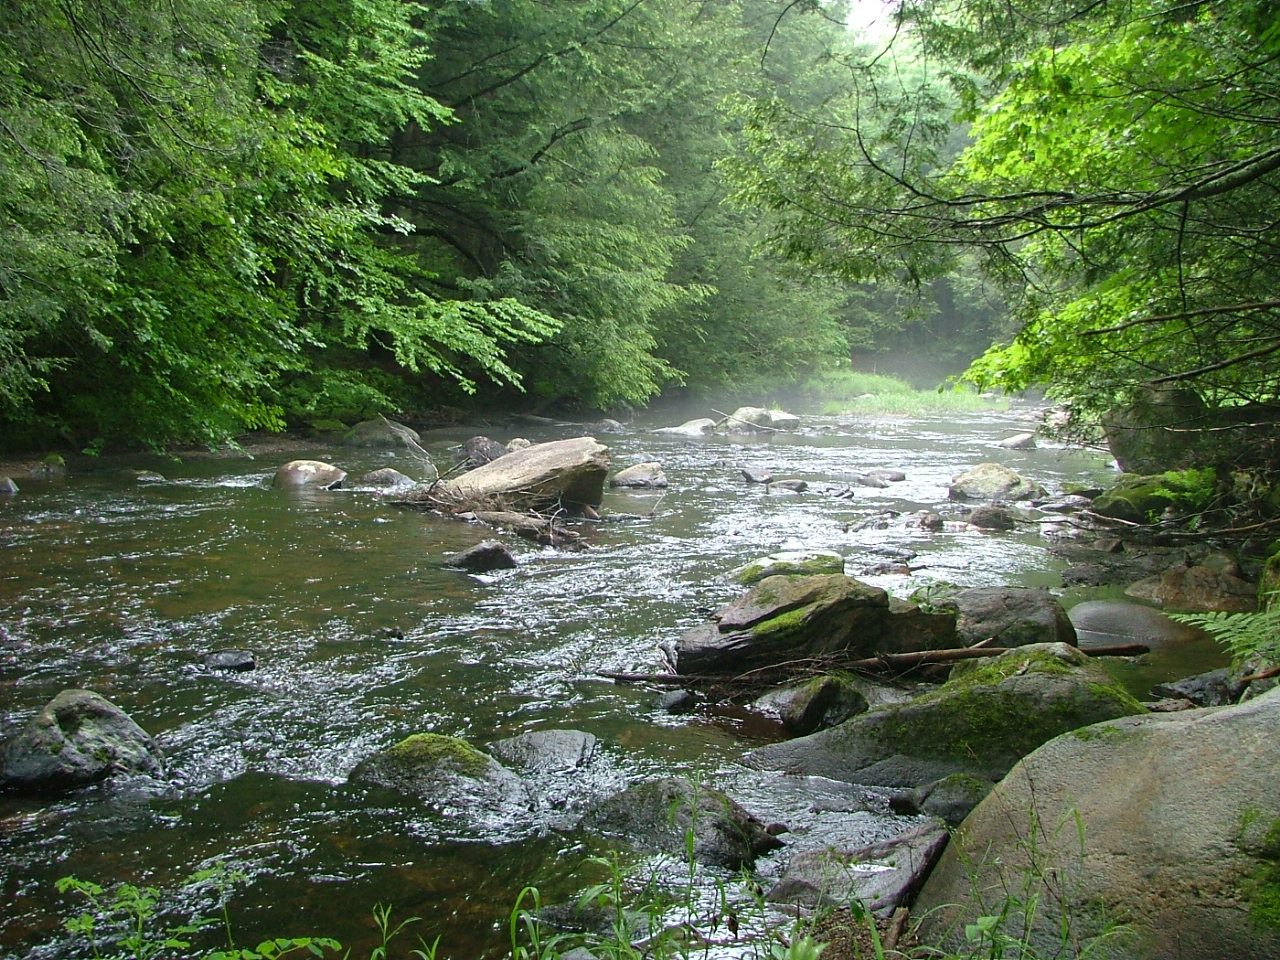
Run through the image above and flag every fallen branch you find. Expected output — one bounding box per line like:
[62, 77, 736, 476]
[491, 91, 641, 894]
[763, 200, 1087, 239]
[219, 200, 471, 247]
[597, 642, 1150, 688]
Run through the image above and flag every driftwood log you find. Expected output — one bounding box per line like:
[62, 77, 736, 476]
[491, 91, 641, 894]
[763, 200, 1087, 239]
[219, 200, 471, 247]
[598, 642, 1151, 692]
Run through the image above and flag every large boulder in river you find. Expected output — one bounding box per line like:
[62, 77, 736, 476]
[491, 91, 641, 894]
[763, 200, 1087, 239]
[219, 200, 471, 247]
[673, 575, 891, 676]
[0, 690, 164, 794]
[577, 777, 782, 869]
[952, 586, 1077, 648]
[349, 732, 529, 822]
[1069, 598, 1206, 649]
[914, 687, 1280, 960]
[426, 436, 610, 511]
[272, 459, 346, 490]
[746, 643, 1145, 790]
[948, 463, 1046, 502]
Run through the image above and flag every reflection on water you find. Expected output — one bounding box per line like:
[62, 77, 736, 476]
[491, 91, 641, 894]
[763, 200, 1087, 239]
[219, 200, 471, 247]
[0, 404, 1228, 957]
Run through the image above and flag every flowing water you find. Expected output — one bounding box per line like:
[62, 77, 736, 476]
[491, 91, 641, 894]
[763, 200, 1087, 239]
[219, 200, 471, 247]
[0, 402, 1228, 958]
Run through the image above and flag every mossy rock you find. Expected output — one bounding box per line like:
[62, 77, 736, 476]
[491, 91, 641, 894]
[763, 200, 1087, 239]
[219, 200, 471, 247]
[349, 732, 529, 818]
[731, 550, 846, 586]
[746, 644, 1146, 789]
[675, 575, 889, 676]
[576, 777, 782, 870]
[1090, 474, 1178, 523]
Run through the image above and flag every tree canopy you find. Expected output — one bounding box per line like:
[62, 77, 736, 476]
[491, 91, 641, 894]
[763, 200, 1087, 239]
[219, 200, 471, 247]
[726, 0, 1280, 436]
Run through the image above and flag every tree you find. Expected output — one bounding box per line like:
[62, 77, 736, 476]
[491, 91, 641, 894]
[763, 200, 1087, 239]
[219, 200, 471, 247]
[724, 0, 1280, 439]
[0, 0, 557, 450]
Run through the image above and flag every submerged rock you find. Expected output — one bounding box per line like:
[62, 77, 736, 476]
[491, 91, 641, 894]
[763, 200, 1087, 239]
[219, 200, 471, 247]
[746, 643, 1145, 789]
[0, 690, 164, 794]
[488, 729, 598, 773]
[577, 777, 782, 870]
[1068, 599, 1204, 649]
[356, 467, 415, 489]
[914, 686, 1280, 960]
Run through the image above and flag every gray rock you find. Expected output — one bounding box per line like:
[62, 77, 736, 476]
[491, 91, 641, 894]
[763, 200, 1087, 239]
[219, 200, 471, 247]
[766, 819, 948, 917]
[653, 418, 716, 436]
[723, 407, 801, 432]
[203, 649, 256, 672]
[1151, 668, 1246, 707]
[349, 732, 529, 821]
[1125, 564, 1258, 613]
[463, 436, 510, 467]
[948, 463, 1047, 502]
[996, 432, 1037, 450]
[577, 777, 782, 870]
[966, 505, 1018, 531]
[1068, 599, 1205, 649]
[0, 476, 17, 495]
[890, 772, 993, 826]
[867, 468, 907, 483]
[609, 462, 668, 488]
[342, 418, 421, 449]
[775, 675, 870, 735]
[488, 730, 598, 773]
[447, 540, 518, 573]
[746, 643, 1145, 789]
[674, 575, 890, 676]
[272, 460, 346, 490]
[0, 690, 164, 793]
[428, 436, 610, 511]
[953, 586, 1077, 647]
[767, 478, 808, 493]
[356, 467, 415, 489]
[655, 689, 698, 714]
[914, 687, 1280, 960]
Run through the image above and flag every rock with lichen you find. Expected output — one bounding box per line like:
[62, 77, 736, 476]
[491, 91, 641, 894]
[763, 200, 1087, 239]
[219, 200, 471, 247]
[349, 732, 529, 823]
[746, 643, 1146, 790]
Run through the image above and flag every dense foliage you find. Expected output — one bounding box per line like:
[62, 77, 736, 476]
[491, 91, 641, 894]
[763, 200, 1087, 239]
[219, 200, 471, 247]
[2, 0, 899, 451]
[727, 0, 1280, 437]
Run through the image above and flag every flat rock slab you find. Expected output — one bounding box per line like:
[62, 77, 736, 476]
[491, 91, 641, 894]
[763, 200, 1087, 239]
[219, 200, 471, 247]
[436, 436, 610, 510]
[767, 819, 949, 917]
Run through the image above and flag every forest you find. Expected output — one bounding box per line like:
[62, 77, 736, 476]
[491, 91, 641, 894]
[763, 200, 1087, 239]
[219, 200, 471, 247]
[1, 0, 1277, 460]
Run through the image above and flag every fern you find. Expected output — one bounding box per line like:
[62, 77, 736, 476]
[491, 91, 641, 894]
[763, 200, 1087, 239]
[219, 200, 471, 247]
[1168, 607, 1280, 666]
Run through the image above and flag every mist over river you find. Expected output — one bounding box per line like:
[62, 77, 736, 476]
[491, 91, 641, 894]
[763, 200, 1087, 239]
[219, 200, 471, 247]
[0, 402, 1226, 958]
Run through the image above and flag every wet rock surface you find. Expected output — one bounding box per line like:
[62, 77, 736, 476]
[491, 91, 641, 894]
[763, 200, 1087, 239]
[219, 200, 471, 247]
[0, 689, 165, 794]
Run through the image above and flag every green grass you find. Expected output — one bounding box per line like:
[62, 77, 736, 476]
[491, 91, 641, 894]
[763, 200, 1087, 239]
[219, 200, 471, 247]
[799, 370, 1010, 417]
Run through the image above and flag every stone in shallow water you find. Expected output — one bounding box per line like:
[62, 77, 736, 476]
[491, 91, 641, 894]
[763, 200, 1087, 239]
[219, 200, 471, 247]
[203, 649, 256, 672]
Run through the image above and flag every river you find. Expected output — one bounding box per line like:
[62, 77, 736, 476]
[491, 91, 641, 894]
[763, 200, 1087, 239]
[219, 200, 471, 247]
[0, 401, 1226, 958]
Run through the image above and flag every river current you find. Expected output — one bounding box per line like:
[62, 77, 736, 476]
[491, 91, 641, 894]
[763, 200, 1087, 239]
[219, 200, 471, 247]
[0, 402, 1221, 958]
